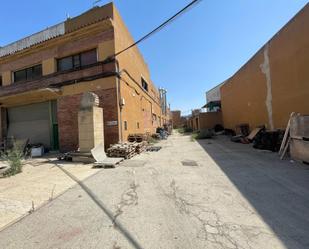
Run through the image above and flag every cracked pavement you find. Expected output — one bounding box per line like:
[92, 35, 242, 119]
[0, 132, 308, 249]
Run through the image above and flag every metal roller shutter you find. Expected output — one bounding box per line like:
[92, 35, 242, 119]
[8, 102, 51, 148]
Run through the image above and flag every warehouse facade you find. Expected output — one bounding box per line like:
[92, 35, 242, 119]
[0, 3, 170, 152]
[220, 3, 309, 131]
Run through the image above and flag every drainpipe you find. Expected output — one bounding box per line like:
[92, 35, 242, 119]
[115, 59, 123, 143]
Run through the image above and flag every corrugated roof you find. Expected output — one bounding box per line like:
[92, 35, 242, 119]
[0, 23, 65, 58]
[0, 5, 115, 58]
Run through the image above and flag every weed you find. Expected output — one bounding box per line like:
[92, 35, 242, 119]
[191, 132, 199, 141]
[178, 127, 193, 134]
[1, 143, 24, 177]
[148, 136, 159, 144]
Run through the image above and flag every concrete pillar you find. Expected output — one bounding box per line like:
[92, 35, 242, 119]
[78, 92, 104, 153]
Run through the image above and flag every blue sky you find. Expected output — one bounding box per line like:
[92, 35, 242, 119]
[0, 0, 308, 115]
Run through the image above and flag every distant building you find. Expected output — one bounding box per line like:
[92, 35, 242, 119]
[187, 110, 222, 131]
[203, 81, 226, 112]
[187, 82, 225, 131]
[171, 110, 186, 128]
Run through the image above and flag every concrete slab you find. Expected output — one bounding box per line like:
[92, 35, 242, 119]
[0, 158, 101, 231]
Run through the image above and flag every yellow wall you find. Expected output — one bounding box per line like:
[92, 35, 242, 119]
[42, 58, 56, 75]
[2, 71, 12, 86]
[221, 4, 309, 131]
[199, 112, 222, 130]
[112, 5, 168, 140]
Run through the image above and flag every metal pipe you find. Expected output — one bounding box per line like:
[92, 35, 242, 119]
[115, 59, 123, 143]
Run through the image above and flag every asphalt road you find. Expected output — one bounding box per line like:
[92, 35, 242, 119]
[0, 133, 308, 249]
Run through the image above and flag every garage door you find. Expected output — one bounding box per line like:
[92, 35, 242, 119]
[8, 102, 51, 148]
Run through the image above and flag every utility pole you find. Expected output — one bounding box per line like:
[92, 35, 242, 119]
[159, 88, 168, 116]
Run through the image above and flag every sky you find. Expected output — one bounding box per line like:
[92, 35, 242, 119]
[0, 0, 308, 115]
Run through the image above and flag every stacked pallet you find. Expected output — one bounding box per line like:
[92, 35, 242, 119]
[135, 141, 148, 154]
[128, 134, 147, 143]
[107, 141, 148, 159]
[107, 143, 136, 159]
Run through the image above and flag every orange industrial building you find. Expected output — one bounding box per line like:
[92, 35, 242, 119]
[221, 3, 309, 131]
[0, 3, 170, 152]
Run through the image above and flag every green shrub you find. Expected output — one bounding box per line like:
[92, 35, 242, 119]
[1, 143, 24, 177]
[191, 132, 199, 141]
[191, 129, 215, 141]
[178, 127, 194, 134]
[177, 128, 185, 134]
[196, 129, 214, 139]
[184, 127, 193, 133]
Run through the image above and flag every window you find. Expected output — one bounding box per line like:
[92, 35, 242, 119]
[14, 64, 42, 83]
[137, 122, 140, 129]
[58, 57, 73, 71]
[124, 121, 128, 131]
[81, 50, 97, 66]
[0, 75, 2, 86]
[57, 49, 97, 72]
[152, 114, 157, 125]
[141, 77, 149, 92]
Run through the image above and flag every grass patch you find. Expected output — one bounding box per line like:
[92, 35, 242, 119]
[191, 129, 215, 141]
[147, 136, 159, 144]
[190, 132, 199, 141]
[178, 127, 193, 134]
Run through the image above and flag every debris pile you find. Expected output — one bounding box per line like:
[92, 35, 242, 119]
[156, 127, 169, 139]
[230, 124, 284, 151]
[253, 129, 284, 152]
[146, 146, 162, 152]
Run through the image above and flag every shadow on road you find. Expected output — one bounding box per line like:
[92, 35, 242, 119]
[53, 161, 144, 249]
[196, 136, 309, 249]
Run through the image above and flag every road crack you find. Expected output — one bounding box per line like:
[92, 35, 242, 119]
[113, 181, 139, 226]
[166, 179, 274, 249]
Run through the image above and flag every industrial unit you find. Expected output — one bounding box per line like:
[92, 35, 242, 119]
[0, 3, 170, 152]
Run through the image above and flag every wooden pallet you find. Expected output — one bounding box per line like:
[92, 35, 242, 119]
[107, 141, 148, 159]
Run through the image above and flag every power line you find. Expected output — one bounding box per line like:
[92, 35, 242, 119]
[111, 0, 203, 59]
